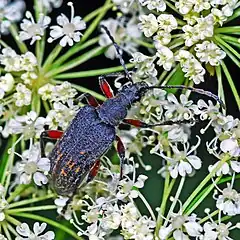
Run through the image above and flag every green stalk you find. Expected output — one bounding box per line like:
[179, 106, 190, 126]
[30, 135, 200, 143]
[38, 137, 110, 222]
[215, 26, 240, 34]
[10, 212, 82, 240]
[46, 46, 106, 78]
[81, 0, 111, 43]
[182, 154, 231, 212]
[216, 65, 226, 115]
[225, 7, 240, 23]
[5, 215, 21, 226]
[217, 34, 240, 44]
[83, 2, 113, 23]
[0, 39, 9, 48]
[2, 223, 12, 240]
[6, 205, 57, 213]
[185, 176, 221, 215]
[221, 62, 240, 109]
[43, 44, 62, 71]
[36, 35, 46, 67]
[199, 210, 219, 224]
[138, 192, 156, 221]
[7, 184, 30, 203]
[51, 37, 99, 68]
[7, 223, 19, 237]
[53, 80, 106, 101]
[132, 38, 154, 48]
[8, 193, 55, 208]
[215, 35, 240, 60]
[9, 24, 28, 53]
[55, 63, 135, 79]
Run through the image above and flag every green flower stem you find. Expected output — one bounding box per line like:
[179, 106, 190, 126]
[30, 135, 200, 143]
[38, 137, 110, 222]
[169, 38, 185, 49]
[32, 94, 41, 115]
[215, 26, 240, 34]
[36, 34, 46, 67]
[165, 1, 181, 18]
[159, 70, 168, 83]
[226, 8, 240, 23]
[9, 24, 28, 53]
[46, 46, 106, 78]
[55, 63, 135, 79]
[185, 176, 221, 215]
[5, 215, 21, 226]
[199, 210, 219, 224]
[7, 184, 30, 203]
[7, 205, 57, 213]
[155, 173, 176, 234]
[216, 65, 226, 115]
[51, 37, 99, 68]
[217, 34, 240, 44]
[161, 65, 178, 85]
[83, 2, 113, 23]
[216, 40, 240, 68]
[10, 212, 82, 240]
[2, 223, 12, 240]
[8, 193, 55, 208]
[3, 136, 17, 197]
[164, 177, 185, 226]
[34, 0, 44, 20]
[182, 154, 231, 213]
[42, 100, 51, 113]
[6, 223, 19, 237]
[0, 39, 9, 48]
[215, 35, 240, 60]
[138, 192, 156, 222]
[0, 138, 12, 185]
[43, 44, 63, 71]
[132, 38, 154, 48]
[81, 0, 111, 43]
[221, 61, 240, 109]
[53, 80, 106, 101]
[222, 40, 240, 49]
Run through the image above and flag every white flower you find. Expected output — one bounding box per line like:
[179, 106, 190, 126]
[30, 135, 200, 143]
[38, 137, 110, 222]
[220, 138, 240, 157]
[195, 14, 214, 40]
[13, 83, 32, 107]
[157, 14, 178, 33]
[16, 222, 55, 240]
[0, 73, 14, 92]
[139, 0, 166, 12]
[41, 0, 63, 12]
[0, 47, 21, 71]
[156, 45, 174, 71]
[154, 30, 171, 47]
[195, 41, 226, 66]
[4, 111, 45, 139]
[19, 11, 51, 44]
[38, 83, 56, 101]
[0, 196, 8, 222]
[215, 183, 240, 216]
[46, 100, 78, 129]
[48, 2, 86, 47]
[117, 174, 148, 199]
[0, 0, 25, 34]
[211, 8, 228, 25]
[54, 196, 72, 220]
[13, 143, 50, 186]
[0, 234, 7, 240]
[138, 14, 158, 37]
[20, 51, 38, 71]
[160, 137, 202, 178]
[21, 71, 38, 85]
[175, 0, 194, 14]
[52, 81, 77, 102]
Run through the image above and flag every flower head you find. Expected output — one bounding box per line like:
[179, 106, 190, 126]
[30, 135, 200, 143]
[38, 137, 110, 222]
[48, 2, 86, 46]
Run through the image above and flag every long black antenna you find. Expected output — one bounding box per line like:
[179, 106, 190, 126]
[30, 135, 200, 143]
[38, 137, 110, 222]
[148, 85, 225, 109]
[100, 25, 132, 82]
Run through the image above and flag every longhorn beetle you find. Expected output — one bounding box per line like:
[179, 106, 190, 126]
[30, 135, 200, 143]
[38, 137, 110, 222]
[40, 25, 224, 213]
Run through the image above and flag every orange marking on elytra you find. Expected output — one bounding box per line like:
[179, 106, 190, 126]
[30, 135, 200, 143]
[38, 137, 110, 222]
[75, 167, 81, 173]
[80, 151, 85, 155]
[60, 169, 67, 176]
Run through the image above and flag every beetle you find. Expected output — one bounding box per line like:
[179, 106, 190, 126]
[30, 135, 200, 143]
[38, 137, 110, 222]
[40, 25, 224, 212]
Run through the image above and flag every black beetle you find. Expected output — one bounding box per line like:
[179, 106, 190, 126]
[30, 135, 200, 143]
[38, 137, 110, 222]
[40, 25, 224, 211]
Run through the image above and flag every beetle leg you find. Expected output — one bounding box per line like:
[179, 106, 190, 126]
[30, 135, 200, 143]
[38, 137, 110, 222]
[87, 159, 101, 183]
[99, 76, 115, 98]
[122, 119, 195, 128]
[40, 130, 64, 157]
[116, 136, 126, 179]
[75, 93, 100, 107]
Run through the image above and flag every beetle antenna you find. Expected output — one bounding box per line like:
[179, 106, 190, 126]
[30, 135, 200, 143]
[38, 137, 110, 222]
[100, 25, 133, 83]
[148, 85, 225, 109]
